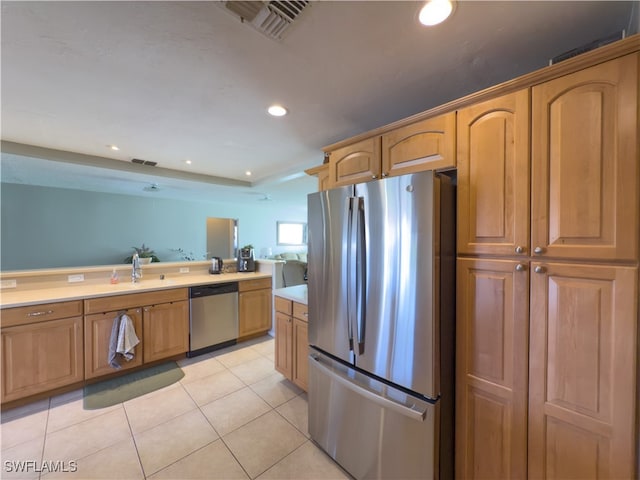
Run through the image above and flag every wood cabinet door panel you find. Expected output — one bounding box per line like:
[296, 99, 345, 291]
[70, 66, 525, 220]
[142, 300, 188, 363]
[239, 289, 272, 337]
[528, 263, 637, 479]
[456, 257, 529, 480]
[84, 308, 143, 379]
[2, 316, 83, 402]
[457, 89, 530, 256]
[531, 53, 638, 261]
[329, 137, 381, 187]
[293, 318, 308, 391]
[381, 112, 456, 176]
[275, 311, 292, 378]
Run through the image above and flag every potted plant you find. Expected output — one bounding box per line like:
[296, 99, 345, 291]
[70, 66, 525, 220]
[124, 244, 160, 264]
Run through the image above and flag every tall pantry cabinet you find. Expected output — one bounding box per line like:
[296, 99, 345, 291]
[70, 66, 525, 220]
[457, 52, 638, 479]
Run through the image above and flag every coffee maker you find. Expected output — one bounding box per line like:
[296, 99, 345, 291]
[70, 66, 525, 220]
[237, 247, 255, 272]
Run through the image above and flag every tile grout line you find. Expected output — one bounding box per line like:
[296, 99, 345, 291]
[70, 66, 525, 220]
[121, 399, 148, 479]
[37, 397, 51, 480]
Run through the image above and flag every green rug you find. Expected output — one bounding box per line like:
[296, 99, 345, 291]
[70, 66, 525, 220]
[83, 361, 184, 410]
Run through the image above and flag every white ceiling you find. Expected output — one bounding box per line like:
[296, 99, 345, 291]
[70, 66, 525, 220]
[1, 1, 636, 203]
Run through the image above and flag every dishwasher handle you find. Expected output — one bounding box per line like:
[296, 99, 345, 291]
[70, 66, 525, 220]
[190, 283, 238, 298]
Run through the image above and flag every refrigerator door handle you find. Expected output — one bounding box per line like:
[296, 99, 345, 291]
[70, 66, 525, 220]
[310, 354, 428, 422]
[345, 196, 356, 352]
[355, 196, 366, 355]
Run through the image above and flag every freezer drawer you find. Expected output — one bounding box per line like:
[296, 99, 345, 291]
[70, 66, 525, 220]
[308, 351, 438, 479]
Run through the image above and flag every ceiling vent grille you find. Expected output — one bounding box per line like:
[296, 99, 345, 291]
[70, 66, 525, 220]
[131, 158, 157, 166]
[221, 1, 310, 40]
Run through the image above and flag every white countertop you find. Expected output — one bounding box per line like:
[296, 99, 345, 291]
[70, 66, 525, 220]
[0, 271, 271, 308]
[273, 284, 308, 305]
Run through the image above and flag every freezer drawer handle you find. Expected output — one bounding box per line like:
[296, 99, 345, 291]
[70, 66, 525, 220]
[310, 355, 427, 422]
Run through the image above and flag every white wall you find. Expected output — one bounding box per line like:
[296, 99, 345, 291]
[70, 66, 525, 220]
[1, 182, 309, 270]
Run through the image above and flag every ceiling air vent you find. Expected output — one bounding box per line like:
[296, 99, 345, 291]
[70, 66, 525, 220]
[131, 158, 157, 166]
[221, 1, 310, 40]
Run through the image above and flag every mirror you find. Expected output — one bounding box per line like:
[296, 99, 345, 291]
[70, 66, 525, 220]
[206, 217, 238, 259]
[276, 221, 307, 246]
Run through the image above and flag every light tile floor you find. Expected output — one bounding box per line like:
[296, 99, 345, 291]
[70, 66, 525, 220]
[0, 336, 351, 480]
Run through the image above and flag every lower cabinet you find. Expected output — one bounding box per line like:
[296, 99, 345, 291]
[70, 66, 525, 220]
[292, 316, 308, 390]
[274, 295, 308, 391]
[84, 308, 143, 379]
[239, 278, 273, 338]
[528, 262, 637, 479]
[456, 258, 529, 479]
[457, 257, 638, 479]
[84, 288, 189, 379]
[143, 300, 189, 363]
[2, 314, 84, 403]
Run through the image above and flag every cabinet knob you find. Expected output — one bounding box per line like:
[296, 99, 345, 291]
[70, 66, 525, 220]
[381, 172, 389, 178]
[534, 265, 546, 274]
[515, 263, 526, 272]
[515, 246, 524, 254]
[533, 246, 544, 255]
[371, 175, 378, 179]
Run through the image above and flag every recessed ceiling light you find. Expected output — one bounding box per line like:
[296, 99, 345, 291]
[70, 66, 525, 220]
[185, 160, 192, 165]
[267, 105, 288, 117]
[418, 0, 454, 26]
[245, 171, 252, 176]
[108, 145, 120, 151]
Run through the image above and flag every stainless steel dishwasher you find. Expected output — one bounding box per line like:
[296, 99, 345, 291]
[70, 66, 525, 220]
[188, 282, 238, 357]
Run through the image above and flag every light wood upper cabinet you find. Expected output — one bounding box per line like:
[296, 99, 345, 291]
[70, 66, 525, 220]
[84, 308, 143, 379]
[142, 300, 189, 363]
[2, 315, 84, 403]
[328, 137, 381, 187]
[528, 263, 637, 479]
[456, 257, 529, 480]
[457, 89, 530, 256]
[305, 163, 331, 191]
[381, 112, 456, 176]
[531, 53, 639, 261]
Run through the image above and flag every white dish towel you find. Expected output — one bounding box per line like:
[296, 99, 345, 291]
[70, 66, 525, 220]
[108, 312, 140, 369]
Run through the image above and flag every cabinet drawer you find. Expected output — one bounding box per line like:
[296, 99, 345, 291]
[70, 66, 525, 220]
[293, 302, 308, 322]
[239, 277, 272, 292]
[2, 300, 83, 327]
[275, 296, 293, 315]
[84, 288, 188, 314]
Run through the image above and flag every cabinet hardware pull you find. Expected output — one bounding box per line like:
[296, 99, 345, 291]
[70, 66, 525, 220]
[27, 310, 54, 317]
[515, 246, 524, 254]
[534, 266, 546, 274]
[533, 246, 544, 254]
[515, 264, 526, 272]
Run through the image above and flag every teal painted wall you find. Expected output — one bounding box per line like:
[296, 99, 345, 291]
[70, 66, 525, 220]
[1, 183, 308, 270]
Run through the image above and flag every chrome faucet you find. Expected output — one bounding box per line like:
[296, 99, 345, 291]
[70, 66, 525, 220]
[132, 252, 142, 283]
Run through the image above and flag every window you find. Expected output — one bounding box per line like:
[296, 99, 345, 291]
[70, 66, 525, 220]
[277, 221, 307, 246]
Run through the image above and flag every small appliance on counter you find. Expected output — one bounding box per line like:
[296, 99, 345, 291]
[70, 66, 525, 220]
[209, 257, 223, 274]
[237, 247, 255, 272]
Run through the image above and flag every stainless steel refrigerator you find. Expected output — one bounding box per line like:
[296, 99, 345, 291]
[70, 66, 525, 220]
[307, 170, 455, 480]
